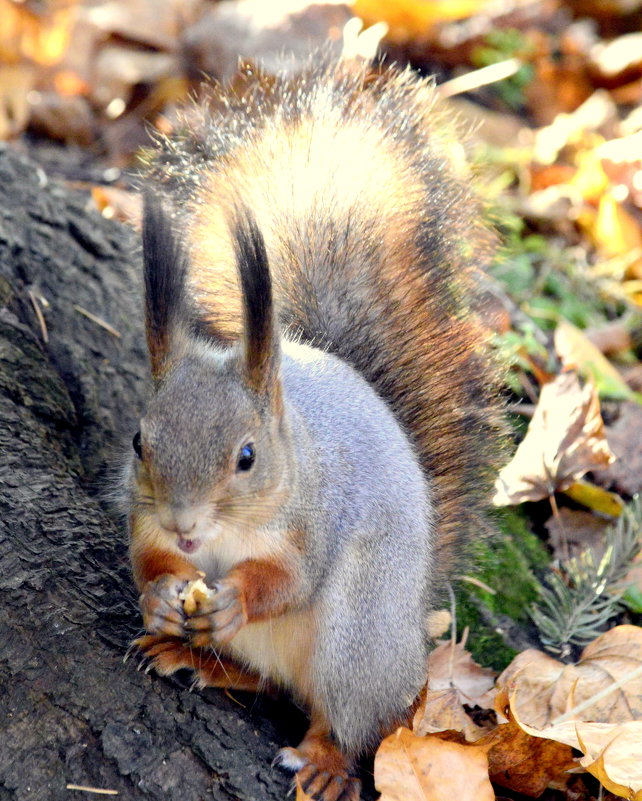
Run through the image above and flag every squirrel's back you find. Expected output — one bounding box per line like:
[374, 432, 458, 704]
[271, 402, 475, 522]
[146, 60, 503, 579]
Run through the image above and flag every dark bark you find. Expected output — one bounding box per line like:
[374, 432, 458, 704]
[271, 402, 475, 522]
[0, 144, 323, 801]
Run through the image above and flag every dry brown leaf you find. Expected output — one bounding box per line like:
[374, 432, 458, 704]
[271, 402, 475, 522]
[375, 727, 494, 801]
[28, 92, 95, 146]
[592, 402, 642, 497]
[545, 507, 610, 562]
[428, 641, 496, 709]
[511, 710, 642, 799]
[479, 713, 576, 796]
[498, 626, 642, 729]
[413, 688, 487, 742]
[493, 371, 614, 506]
[576, 721, 642, 800]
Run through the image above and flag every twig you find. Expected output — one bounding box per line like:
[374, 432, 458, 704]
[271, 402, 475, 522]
[73, 305, 121, 338]
[66, 786, 118, 796]
[438, 58, 522, 99]
[28, 289, 48, 343]
[457, 575, 497, 595]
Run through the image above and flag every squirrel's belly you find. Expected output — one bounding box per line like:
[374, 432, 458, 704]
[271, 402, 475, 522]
[225, 609, 316, 700]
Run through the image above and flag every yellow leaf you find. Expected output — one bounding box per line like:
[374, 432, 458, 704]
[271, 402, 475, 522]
[350, 0, 493, 42]
[572, 149, 609, 204]
[562, 480, 623, 517]
[592, 190, 642, 275]
[554, 318, 638, 402]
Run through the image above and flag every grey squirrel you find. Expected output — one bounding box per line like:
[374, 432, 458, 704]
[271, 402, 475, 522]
[123, 57, 503, 801]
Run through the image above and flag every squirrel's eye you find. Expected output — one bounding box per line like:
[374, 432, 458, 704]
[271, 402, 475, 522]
[237, 442, 255, 472]
[132, 431, 143, 460]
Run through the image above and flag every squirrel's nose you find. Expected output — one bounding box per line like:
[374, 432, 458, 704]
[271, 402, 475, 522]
[157, 504, 197, 535]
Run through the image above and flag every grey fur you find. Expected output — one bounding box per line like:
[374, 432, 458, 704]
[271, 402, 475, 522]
[280, 341, 434, 752]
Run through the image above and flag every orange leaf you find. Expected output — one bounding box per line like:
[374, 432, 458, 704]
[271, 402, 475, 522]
[375, 727, 494, 801]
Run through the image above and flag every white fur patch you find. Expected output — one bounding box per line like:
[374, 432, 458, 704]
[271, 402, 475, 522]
[274, 747, 307, 773]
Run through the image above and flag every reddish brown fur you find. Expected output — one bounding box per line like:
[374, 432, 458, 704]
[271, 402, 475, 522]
[134, 634, 263, 691]
[227, 558, 299, 622]
[131, 541, 201, 590]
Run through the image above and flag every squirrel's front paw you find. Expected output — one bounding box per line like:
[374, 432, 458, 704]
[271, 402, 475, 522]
[140, 574, 187, 638]
[185, 579, 247, 646]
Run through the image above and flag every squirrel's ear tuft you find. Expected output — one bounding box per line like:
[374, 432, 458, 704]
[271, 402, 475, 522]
[142, 192, 189, 378]
[232, 208, 280, 399]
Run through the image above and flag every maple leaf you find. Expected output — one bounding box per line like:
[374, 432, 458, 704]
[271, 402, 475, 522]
[493, 370, 614, 505]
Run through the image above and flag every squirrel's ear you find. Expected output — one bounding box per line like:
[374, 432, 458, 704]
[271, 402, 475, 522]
[142, 192, 189, 378]
[232, 208, 280, 399]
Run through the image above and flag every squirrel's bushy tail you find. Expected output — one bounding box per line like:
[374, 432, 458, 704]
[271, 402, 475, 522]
[145, 62, 504, 576]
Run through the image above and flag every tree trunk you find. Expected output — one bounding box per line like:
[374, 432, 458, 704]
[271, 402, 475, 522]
[0, 144, 340, 801]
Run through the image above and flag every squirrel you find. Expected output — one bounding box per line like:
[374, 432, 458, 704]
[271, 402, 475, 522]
[123, 56, 503, 801]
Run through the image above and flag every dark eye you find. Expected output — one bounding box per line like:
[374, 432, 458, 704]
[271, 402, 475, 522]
[132, 430, 143, 460]
[237, 442, 255, 472]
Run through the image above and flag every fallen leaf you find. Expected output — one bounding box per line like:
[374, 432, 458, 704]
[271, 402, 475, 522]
[592, 402, 642, 496]
[480, 714, 576, 796]
[28, 92, 95, 146]
[375, 727, 494, 801]
[577, 721, 642, 801]
[413, 687, 487, 741]
[498, 626, 642, 729]
[589, 32, 642, 83]
[562, 480, 624, 517]
[428, 641, 496, 709]
[493, 371, 615, 506]
[545, 507, 611, 562]
[555, 319, 642, 403]
[510, 709, 642, 799]
[351, 0, 494, 44]
[584, 321, 632, 356]
[592, 191, 642, 279]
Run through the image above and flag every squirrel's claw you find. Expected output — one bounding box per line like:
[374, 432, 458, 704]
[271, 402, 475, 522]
[274, 748, 360, 801]
[140, 574, 188, 638]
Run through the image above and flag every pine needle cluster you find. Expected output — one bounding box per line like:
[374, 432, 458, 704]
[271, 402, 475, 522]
[531, 497, 642, 657]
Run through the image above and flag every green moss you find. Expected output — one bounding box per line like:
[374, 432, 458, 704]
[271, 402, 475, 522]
[454, 590, 517, 671]
[453, 508, 551, 671]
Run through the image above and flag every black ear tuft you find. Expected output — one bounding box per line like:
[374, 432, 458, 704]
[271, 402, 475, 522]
[232, 208, 279, 396]
[142, 192, 189, 377]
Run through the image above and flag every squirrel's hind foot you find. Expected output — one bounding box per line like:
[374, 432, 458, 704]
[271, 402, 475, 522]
[274, 718, 361, 801]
